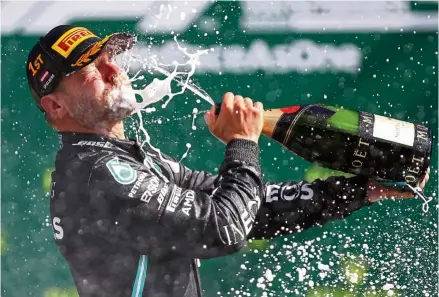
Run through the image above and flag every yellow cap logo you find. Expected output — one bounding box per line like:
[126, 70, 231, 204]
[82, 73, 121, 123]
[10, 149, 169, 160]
[51, 27, 96, 58]
[72, 34, 111, 67]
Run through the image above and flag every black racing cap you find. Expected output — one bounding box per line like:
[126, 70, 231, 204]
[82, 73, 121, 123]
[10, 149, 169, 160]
[26, 25, 136, 111]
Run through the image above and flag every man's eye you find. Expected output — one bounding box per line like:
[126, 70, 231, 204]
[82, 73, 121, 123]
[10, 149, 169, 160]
[81, 62, 98, 74]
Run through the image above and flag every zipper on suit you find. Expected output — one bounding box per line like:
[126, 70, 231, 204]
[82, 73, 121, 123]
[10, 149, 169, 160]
[192, 259, 203, 297]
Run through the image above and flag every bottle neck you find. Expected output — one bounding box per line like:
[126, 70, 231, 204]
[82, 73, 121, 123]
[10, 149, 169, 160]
[262, 109, 284, 137]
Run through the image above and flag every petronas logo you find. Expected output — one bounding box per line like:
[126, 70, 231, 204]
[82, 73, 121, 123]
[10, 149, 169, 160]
[106, 157, 137, 185]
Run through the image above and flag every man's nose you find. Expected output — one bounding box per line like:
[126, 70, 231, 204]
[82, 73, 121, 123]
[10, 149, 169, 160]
[101, 59, 122, 83]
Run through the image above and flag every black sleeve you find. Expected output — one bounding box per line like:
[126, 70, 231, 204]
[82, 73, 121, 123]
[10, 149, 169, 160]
[168, 163, 371, 240]
[88, 139, 264, 259]
[248, 175, 371, 239]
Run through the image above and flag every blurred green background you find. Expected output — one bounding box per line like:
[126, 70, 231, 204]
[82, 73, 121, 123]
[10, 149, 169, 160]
[1, 1, 438, 297]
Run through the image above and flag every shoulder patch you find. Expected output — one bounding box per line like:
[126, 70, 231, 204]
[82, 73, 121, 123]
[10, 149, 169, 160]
[105, 157, 137, 185]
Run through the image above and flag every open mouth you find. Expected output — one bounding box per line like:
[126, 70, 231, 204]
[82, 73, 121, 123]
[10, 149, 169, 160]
[114, 85, 137, 106]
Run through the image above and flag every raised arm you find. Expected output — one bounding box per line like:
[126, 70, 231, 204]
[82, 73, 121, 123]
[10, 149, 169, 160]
[248, 175, 370, 239]
[170, 162, 370, 240]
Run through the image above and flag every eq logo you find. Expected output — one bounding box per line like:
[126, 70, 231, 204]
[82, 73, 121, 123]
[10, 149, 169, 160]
[51, 27, 96, 58]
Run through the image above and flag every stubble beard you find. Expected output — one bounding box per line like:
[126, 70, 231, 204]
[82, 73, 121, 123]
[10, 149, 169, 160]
[71, 78, 136, 129]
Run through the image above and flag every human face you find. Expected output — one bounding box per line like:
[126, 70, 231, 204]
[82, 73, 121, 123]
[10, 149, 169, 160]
[56, 49, 137, 129]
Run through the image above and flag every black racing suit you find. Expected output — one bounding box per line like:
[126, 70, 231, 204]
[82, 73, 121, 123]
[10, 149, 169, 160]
[50, 132, 370, 297]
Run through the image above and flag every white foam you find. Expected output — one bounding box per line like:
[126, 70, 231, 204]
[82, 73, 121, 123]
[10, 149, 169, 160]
[179, 143, 192, 163]
[113, 35, 216, 171]
[127, 36, 214, 111]
[297, 268, 307, 281]
[264, 269, 274, 282]
[383, 284, 395, 290]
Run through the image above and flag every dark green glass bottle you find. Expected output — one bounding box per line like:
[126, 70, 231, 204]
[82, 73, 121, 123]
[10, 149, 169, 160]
[215, 103, 433, 187]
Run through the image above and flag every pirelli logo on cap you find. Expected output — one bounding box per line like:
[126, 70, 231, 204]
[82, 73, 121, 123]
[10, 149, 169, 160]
[51, 27, 96, 58]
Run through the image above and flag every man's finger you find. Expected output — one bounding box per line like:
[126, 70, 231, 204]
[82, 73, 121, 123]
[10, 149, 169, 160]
[234, 96, 244, 114]
[253, 101, 263, 113]
[222, 92, 234, 112]
[420, 176, 427, 189]
[204, 105, 216, 129]
[244, 97, 253, 109]
[204, 111, 211, 127]
[419, 171, 430, 190]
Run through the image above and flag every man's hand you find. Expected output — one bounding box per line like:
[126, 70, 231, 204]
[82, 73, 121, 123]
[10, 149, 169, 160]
[204, 92, 263, 144]
[368, 167, 430, 203]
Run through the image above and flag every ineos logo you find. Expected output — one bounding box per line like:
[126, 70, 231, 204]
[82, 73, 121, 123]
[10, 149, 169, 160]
[266, 182, 314, 203]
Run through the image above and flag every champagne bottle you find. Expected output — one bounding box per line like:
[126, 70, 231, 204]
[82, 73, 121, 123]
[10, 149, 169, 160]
[215, 103, 433, 187]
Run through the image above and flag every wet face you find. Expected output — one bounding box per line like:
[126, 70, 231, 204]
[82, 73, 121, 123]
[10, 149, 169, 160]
[55, 50, 137, 129]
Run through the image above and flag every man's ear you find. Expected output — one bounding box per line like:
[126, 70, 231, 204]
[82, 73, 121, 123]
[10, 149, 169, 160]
[40, 93, 67, 120]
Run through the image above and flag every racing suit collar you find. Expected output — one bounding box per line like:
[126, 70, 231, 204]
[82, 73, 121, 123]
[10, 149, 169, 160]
[58, 132, 139, 152]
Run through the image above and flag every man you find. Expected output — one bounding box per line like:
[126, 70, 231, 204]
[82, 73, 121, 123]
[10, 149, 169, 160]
[27, 25, 429, 297]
